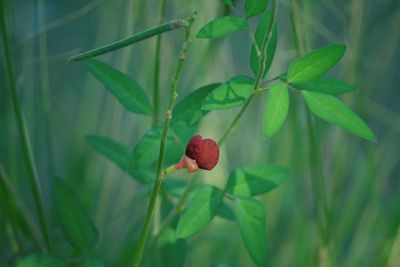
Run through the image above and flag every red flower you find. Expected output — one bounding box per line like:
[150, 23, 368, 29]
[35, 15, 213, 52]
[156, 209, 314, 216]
[175, 134, 220, 172]
[186, 135, 219, 170]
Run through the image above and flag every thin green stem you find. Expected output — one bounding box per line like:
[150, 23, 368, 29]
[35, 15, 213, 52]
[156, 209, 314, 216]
[69, 18, 187, 61]
[38, 0, 54, 176]
[132, 14, 196, 267]
[0, 3, 52, 252]
[246, 22, 261, 57]
[152, 0, 166, 127]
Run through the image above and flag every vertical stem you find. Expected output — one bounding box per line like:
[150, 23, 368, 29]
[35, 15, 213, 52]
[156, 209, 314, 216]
[290, 1, 330, 266]
[152, 0, 166, 127]
[0, 2, 52, 252]
[38, 0, 54, 176]
[132, 14, 195, 267]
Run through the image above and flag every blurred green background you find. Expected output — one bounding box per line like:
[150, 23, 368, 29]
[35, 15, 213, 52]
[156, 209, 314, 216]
[1, 0, 400, 266]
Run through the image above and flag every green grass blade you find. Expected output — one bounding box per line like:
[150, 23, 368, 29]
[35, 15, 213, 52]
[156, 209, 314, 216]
[303, 91, 376, 141]
[69, 20, 185, 61]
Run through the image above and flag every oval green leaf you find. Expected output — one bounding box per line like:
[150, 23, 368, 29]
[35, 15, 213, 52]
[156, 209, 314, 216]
[54, 179, 99, 253]
[235, 198, 267, 267]
[201, 76, 254, 110]
[290, 75, 356, 95]
[173, 83, 221, 125]
[216, 201, 235, 221]
[250, 9, 277, 78]
[85, 59, 152, 115]
[85, 135, 129, 171]
[226, 165, 288, 197]
[303, 91, 376, 141]
[263, 82, 289, 138]
[196, 16, 248, 39]
[288, 44, 346, 83]
[16, 253, 66, 267]
[129, 128, 163, 171]
[176, 184, 224, 238]
[245, 0, 269, 17]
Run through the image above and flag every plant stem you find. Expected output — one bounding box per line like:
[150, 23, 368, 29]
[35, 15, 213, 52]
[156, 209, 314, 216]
[0, 2, 52, 252]
[152, 0, 166, 127]
[132, 14, 195, 267]
[69, 18, 188, 61]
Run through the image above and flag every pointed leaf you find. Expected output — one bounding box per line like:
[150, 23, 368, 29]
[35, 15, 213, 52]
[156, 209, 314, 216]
[263, 82, 289, 138]
[226, 165, 288, 197]
[197, 16, 247, 39]
[173, 83, 221, 125]
[85, 59, 152, 115]
[235, 198, 267, 267]
[250, 9, 277, 78]
[129, 128, 163, 171]
[245, 0, 269, 17]
[303, 91, 376, 141]
[201, 76, 254, 110]
[216, 201, 235, 221]
[54, 179, 99, 253]
[176, 185, 224, 238]
[16, 254, 66, 267]
[288, 44, 346, 83]
[290, 75, 356, 95]
[85, 135, 129, 171]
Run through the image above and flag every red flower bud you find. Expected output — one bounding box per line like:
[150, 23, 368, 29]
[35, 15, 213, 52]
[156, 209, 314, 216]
[185, 135, 219, 170]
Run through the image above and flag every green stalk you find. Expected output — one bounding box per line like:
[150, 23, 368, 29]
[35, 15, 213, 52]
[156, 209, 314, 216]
[69, 18, 187, 61]
[152, 0, 166, 127]
[132, 14, 196, 267]
[0, 2, 52, 252]
[38, 0, 54, 176]
[290, 1, 330, 265]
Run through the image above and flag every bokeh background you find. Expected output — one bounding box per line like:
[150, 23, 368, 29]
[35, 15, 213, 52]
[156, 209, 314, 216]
[1, 0, 400, 266]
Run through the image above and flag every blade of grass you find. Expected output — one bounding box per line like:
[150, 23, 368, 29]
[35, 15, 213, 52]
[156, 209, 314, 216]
[0, 2, 52, 252]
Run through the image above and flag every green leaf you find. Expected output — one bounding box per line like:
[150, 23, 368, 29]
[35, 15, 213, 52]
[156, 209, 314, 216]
[163, 178, 188, 198]
[226, 165, 288, 197]
[290, 75, 356, 95]
[85, 135, 129, 171]
[250, 9, 277, 78]
[303, 91, 376, 141]
[160, 228, 187, 267]
[129, 128, 163, 171]
[245, 0, 269, 17]
[54, 179, 99, 253]
[235, 198, 267, 267]
[288, 44, 346, 83]
[216, 201, 235, 221]
[16, 254, 66, 267]
[201, 76, 254, 110]
[176, 184, 224, 238]
[173, 83, 221, 125]
[85, 59, 152, 115]
[196, 16, 248, 39]
[263, 82, 289, 138]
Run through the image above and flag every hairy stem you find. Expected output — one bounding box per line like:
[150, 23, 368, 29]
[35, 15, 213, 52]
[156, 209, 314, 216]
[0, 2, 52, 252]
[152, 0, 166, 127]
[132, 14, 195, 267]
